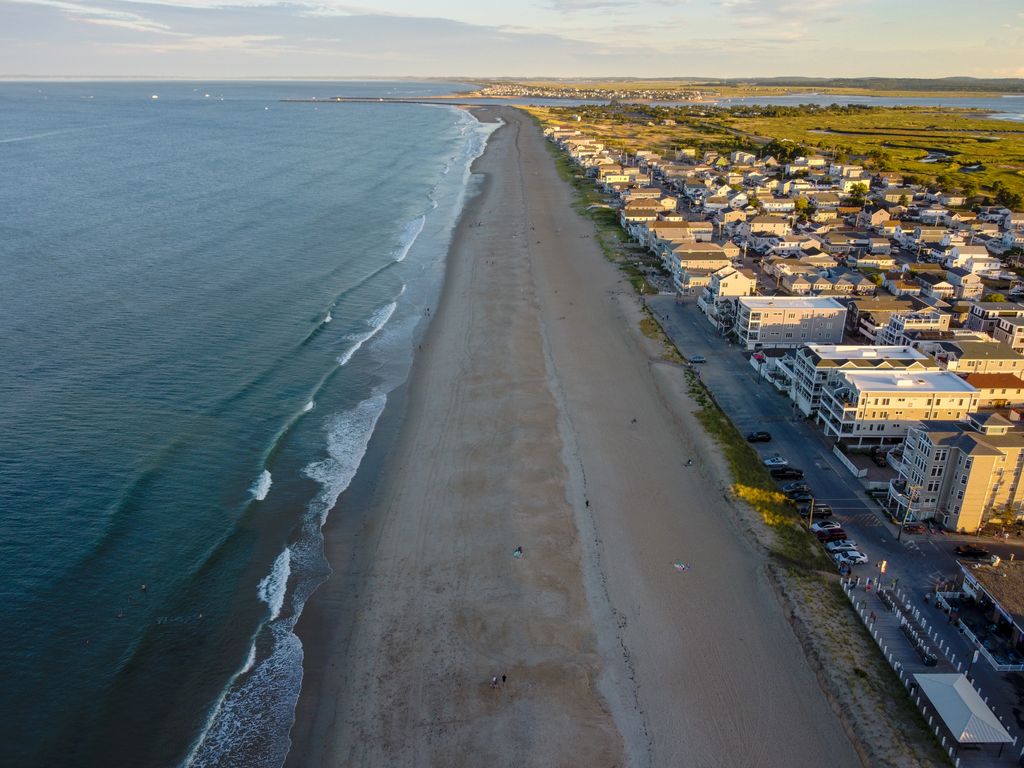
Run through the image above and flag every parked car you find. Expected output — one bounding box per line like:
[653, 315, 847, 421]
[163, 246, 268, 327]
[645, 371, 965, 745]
[800, 503, 834, 519]
[834, 550, 869, 566]
[811, 521, 842, 533]
[871, 451, 889, 468]
[771, 467, 804, 480]
[903, 522, 927, 534]
[816, 529, 848, 542]
[788, 490, 814, 502]
[763, 455, 789, 468]
[826, 540, 859, 553]
[746, 431, 772, 443]
[782, 481, 810, 494]
[955, 544, 990, 558]
[815, 532, 847, 544]
[689, 355, 707, 364]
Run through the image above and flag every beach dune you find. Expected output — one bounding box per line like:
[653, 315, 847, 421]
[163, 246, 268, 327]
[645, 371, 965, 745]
[287, 106, 862, 767]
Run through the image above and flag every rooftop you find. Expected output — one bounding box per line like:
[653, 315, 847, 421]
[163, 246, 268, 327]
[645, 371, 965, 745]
[739, 296, 845, 310]
[947, 340, 1022, 361]
[804, 344, 929, 361]
[839, 369, 979, 394]
[963, 374, 1024, 390]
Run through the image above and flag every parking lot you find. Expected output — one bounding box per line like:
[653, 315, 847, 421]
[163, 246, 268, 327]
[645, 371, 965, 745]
[648, 293, 1024, 738]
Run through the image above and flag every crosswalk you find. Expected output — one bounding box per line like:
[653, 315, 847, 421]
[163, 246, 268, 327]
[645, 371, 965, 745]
[842, 511, 884, 528]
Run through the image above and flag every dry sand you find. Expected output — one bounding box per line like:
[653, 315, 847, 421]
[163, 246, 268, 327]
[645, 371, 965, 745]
[287, 107, 863, 768]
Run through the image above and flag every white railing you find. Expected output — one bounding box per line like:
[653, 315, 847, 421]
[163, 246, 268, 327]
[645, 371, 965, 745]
[937, 592, 1024, 672]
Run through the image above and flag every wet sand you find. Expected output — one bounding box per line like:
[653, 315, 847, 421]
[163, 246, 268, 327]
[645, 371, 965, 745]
[286, 106, 862, 768]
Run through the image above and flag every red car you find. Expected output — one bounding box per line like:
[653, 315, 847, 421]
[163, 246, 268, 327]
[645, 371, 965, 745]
[903, 522, 926, 534]
[817, 529, 848, 542]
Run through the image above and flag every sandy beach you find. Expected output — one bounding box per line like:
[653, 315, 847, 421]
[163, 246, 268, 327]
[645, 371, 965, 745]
[286, 106, 863, 767]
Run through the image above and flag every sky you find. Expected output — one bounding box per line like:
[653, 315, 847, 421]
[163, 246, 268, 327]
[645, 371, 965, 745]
[2, 0, 1023, 79]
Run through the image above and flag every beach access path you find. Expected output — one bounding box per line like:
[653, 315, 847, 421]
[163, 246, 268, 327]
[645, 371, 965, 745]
[286, 106, 862, 767]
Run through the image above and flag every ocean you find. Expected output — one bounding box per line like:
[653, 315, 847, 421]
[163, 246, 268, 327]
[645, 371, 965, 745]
[0, 80, 495, 767]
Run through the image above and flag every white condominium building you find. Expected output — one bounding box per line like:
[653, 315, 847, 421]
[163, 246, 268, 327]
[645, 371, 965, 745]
[734, 296, 847, 350]
[787, 345, 938, 418]
[819, 369, 979, 446]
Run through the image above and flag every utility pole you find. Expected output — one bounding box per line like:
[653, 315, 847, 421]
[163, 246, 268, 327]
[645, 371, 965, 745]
[896, 486, 918, 541]
[807, 496, 815, 530]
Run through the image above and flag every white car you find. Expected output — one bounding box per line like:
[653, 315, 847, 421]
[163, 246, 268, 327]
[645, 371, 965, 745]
[763, 455, 789, 468]
[811, 521, 842, 533]
[834, 550, 869, 566]
[825, 540, 858, 552]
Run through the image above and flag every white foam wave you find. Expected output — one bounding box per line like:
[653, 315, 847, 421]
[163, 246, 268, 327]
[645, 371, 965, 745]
[239, 642, 257, 676]
[368, 301, 397, 329]
[186, 623, 302, 768]
[303, 400, 315, 412]
[249, 470, 272, 501]
[337, 301, 397, 367]
[323, 311, 332, 324]
[257, 548, 291, 622]
[303, 393, 388, 525]
[393, 215, 426, 262]
[185, 106, 500, 768]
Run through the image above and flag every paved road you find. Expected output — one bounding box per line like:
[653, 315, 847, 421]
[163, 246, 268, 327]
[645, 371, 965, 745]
[648, 293, 1024, 741]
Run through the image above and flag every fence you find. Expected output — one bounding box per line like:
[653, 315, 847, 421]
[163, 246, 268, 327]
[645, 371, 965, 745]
[841, 578, 1021, 764]
[832, 445, 868, 479]
[934, 591, 1024, 673]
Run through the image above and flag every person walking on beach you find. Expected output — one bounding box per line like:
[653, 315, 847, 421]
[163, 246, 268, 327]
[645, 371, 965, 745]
[491, 675, 498, 689]
[501, 673, 507, 687]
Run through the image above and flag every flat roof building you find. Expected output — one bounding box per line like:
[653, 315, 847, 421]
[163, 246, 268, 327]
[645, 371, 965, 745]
[785, 344, 938, 418]
[734, 296, 846, 350]
[820, 369, 979, 445]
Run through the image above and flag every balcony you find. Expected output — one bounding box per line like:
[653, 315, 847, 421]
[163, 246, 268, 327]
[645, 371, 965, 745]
[888, 479, 926, 516]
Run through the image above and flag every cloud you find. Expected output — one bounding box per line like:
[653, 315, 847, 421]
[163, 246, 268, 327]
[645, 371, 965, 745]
[2, 0, 1023, 78]
[545, 0, 642, 9]
[716, 0, 849, 40]
[8, 0, 175, 33]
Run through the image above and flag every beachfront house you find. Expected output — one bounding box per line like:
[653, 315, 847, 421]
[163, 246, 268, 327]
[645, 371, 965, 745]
[698, 266, 757, 332]
[889, 413, 1024, 532]
[733, 296, 846, 351]
[784, 344, 938, 419]
[819, 369, 979, 447]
